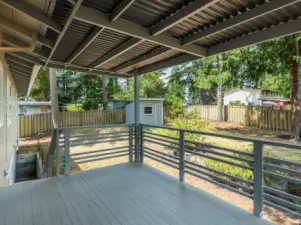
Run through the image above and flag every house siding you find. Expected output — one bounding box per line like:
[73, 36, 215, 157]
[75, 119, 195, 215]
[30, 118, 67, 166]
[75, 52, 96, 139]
[224, 88, 261, 106]
[126, 100, 163, 125]
[0, 54, 18, 186]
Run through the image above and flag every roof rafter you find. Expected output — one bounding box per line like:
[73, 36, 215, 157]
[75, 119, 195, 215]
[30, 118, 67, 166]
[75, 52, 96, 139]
[110, 0, 136, 22]
[138, 54, 199, 74]
[66, 27, 104, 64]
[48, 63, 132, 78]
[90, 37, 144, 68]
[8, 63, 32, 73]
[182, 0, 301, 45]
[45, 0, 84, 67]
[0, 0, 63, 33]
[208, 17, 301, 56]
[75, 5, 207, 57]
[0, 15, 55, 49]
[5, 56, 34, 69]
[9, 65, 32, 75]
[6, 52, 44, 65]
[112, 46, 171, 72]
[150, 0, 219, 36]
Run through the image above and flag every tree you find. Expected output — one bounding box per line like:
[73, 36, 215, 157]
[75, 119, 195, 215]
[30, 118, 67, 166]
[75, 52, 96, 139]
[29, 68, 50, 101]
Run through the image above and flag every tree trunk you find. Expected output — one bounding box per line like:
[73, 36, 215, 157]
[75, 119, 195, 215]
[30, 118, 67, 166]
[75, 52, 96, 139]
[217, 54, 223, 121]
[43, 68, 60, 177]
[291, 60, 301, 139]
[102, 75, 108, 109]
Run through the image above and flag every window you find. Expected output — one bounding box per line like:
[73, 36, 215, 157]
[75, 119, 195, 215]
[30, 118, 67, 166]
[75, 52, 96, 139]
[144, 106, 153, 115]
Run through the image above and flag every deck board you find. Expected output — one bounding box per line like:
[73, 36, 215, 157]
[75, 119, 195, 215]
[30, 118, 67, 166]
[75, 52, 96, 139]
[0, 163, 274, 225]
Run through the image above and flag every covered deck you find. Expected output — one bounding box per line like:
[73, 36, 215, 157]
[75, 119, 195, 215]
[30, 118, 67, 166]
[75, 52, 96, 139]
[1, 163, 272, 225]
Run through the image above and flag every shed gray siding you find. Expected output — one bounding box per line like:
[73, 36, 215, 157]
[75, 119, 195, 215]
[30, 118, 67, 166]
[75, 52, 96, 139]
[126, 100, 163, 125]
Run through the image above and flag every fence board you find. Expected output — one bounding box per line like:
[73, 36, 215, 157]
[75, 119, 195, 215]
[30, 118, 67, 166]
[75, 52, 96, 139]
[19, 109, 125, 137]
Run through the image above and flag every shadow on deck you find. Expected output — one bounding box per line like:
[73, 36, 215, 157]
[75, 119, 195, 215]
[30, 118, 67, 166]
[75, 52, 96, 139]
[0, 163, 273, 225]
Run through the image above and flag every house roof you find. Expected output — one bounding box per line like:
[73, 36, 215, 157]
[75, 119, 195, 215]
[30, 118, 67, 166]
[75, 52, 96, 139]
[19, 101, 52, 106]
[223, 86, 262, 95]
[2, 0, 301, 94]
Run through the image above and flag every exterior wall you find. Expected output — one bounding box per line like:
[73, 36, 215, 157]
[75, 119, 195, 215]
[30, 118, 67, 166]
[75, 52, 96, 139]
[126, 100, 163, 125]
[0, 55, 18, 186]
[224, 88, 261, 106]
[19, 105, 51, 115]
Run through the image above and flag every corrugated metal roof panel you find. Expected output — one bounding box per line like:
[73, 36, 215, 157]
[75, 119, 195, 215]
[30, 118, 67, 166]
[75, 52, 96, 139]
[73, 29, 132, 66]
[52, 20, 94, 62]
[100, 41, 159, 70]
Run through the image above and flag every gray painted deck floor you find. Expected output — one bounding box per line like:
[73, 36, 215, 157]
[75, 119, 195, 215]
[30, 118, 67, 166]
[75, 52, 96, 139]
[0, 163, 273, 225]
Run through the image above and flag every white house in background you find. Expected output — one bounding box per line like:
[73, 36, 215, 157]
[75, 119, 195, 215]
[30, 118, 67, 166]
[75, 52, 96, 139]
[126, 98, 164, 125]
[224, 86, 290, 106]
[19, 99, 51, 115]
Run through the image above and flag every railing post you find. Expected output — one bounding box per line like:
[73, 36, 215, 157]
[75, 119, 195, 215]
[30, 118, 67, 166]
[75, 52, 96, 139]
[253, 141, 264, 218]
[140, 124, 144, 163]
[56, 128, 60, 176]
[129, 125, 133, 162]
[64, 128, 71, 176]
[179, 130, 185, 182]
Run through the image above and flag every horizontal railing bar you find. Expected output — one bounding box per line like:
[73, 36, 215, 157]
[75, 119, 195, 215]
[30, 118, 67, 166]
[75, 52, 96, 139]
[185, 170, 253, 199]
[144, 131, 179, 141]
[70, 146, 129, 156]
[185, 149, 253, 171]
[144, 138, 179, 150]
[144, 153, 179, 170]
[144, 150, 179, 165]
[72, 153, 129, 165]
[185, 165, 253, 192]
[144, 135, 179, 146]
[72, 150, 128, 161]
[264, 186, 301, 203]
[264, 156, 301, 168]
[59, 123, 133, 130]
[264, 171, 301, 185]
[70, 138, 129, 147]
[185, 145, 253, 164]
[144, 147, 179, 160]
[67, 134, 129, 144]
[142, 124, 301, 150]
[264, 200, 301, 219]
[71, 131, 128, 138]
[185, 160, 254, 185]
[264, 193, 301, 212]
[184, 139, 253, 157]
[264, 163, 301, 176]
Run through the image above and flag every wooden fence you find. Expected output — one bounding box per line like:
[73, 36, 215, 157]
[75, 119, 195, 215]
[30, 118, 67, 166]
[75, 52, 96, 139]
[19, 109, 125, 137]
[164, 105, 293, 132]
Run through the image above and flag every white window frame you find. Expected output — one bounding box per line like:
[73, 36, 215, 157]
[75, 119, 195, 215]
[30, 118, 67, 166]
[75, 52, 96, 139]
[144, 106, 153, 115]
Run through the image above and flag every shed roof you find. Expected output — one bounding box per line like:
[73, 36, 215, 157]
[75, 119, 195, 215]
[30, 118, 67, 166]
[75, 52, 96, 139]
[1, 0, 301, 94]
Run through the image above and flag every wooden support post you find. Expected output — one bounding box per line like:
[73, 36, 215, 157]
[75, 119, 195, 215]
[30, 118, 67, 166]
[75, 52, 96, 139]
[43, 68, 60, 177]
[253, 141, 264, 218]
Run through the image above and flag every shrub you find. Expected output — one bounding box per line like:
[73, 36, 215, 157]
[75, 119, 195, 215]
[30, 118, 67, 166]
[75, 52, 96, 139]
[67, 104, 84, 112]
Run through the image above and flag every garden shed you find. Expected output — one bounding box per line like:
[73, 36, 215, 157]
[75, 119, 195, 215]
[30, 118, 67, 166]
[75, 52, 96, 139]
[126, 98, 164, 125]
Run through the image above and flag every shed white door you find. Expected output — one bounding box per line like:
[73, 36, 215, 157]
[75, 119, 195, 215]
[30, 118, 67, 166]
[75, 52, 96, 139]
[155, 104, 162, 125]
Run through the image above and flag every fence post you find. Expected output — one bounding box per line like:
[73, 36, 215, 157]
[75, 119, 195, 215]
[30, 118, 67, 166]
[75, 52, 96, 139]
[129, 125, 133, 162]
[64, 128, 71, 176]
[253, 141, 264, 218]
[179, 130, 185, 182]
[56, 128, 60, 176]
[140, 124, 144, 163]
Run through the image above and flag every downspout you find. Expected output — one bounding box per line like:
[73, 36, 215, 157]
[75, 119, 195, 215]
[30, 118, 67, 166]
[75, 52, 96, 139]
[0, 32, 37, 52]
